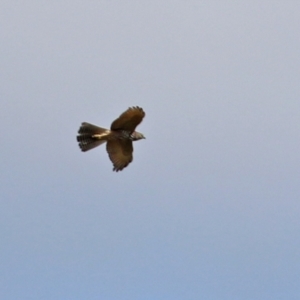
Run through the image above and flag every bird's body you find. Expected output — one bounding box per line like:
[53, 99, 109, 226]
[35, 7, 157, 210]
[77, 106, 145, 171]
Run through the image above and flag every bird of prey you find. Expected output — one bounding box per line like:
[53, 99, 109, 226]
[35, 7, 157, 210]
[77, 106, 146, 172]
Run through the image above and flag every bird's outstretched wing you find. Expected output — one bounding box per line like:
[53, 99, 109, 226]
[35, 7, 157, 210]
[110, 106, 145, 132]
[106, 139, 133, 172]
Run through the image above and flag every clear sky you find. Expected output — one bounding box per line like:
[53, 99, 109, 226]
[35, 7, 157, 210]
[1, 1, 300, 299]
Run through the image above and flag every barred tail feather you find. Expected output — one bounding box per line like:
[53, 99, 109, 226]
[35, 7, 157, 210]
[78, 122, 108, 135]
[77, 122, 110, 152]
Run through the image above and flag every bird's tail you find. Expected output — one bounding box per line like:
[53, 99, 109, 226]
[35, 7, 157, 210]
[77, 122, 110, 152]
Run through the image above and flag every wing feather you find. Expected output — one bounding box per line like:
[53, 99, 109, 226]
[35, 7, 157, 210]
[110, 106, 145, 132]
[106, 140, 133, 172]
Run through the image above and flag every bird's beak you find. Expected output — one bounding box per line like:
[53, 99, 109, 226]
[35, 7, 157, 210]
[143, 136, 146, 139]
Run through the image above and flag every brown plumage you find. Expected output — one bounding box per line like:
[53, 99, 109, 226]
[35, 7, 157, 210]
[77, 106, 146, 172]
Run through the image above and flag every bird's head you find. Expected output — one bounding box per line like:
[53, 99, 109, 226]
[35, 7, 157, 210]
[131, 131, 146, 141]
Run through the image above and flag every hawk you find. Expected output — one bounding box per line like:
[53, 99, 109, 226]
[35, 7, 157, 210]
[77, 106, 146, 172]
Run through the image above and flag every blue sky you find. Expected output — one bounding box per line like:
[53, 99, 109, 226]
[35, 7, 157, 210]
[1, 1, 300, 299]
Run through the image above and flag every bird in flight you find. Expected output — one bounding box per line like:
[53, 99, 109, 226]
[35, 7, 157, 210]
[77, 106, 146, 172]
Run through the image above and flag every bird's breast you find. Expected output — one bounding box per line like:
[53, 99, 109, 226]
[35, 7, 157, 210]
[109, 130, 132, 140]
